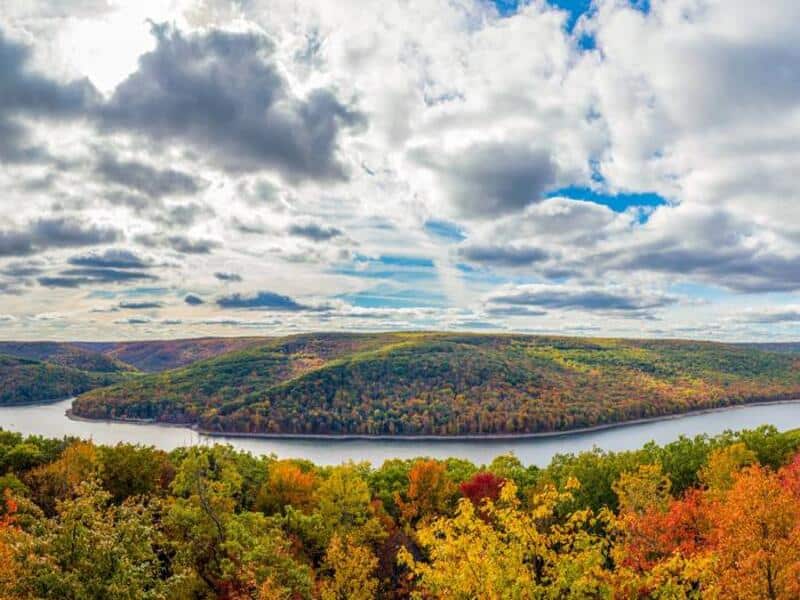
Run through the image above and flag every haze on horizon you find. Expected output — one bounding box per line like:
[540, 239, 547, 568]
[1, 0, 800, 342]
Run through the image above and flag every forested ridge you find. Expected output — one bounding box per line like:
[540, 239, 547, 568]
[72, 332, 800, 436]
[0, 355, 126, 405]
[1, 426, 800, 597]
[0, 342, 134, 373]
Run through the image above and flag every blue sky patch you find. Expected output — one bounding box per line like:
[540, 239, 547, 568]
[548, 185, 669, 213]
[339, 285, 448, 309]
[331, 254, 437, 284]
[424, 219, 466, 242]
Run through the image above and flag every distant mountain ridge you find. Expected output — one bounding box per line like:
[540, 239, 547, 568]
[0, 337, 271, 404]
[73, 337, 271, 372]
[69, 333, 800, 437]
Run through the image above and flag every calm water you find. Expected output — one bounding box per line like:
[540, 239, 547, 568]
[1, 398, 799, 467]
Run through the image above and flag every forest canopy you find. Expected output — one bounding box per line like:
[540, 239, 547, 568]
[0, 425, 799, 598]
[71, 333, 800, 436]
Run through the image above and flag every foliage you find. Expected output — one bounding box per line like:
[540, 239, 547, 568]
[72, 333, 800, 436]
[0, 355, 125, 405]
[0, 427, 797, 597]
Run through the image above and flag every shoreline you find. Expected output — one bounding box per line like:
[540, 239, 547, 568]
[199, 398, 800, 441]
[0, 396, 77, 408]
[60, 397, 800, 442]
[65, 408, 192, 429]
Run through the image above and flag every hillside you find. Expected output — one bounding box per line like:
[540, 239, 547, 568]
[72, 333, 800, 436]
[74, 337, 271, 372]
[0, 355, 126, 405]
[0, 341, 135, 373]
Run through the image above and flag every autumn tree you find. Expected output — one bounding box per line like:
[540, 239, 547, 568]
[699, 442, 756, 494]
[459, 471, 505, 508]
[613, 463, 671, 516]
[710, 465, 800, 599]
[6, 480, 166, 599]
[401, 480, 612, 597]
[395, 459, 455, 524]
[24, 441, 99, 515]
[165, 446, 312, 598]
[256, 460, 317, 515]
[319, 534, 379, 600]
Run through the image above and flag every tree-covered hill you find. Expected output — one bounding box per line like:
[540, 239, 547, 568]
[0, 341, 135, 373]
[71, 333, 800, 435]
[0, 355, 126, 405]
[74, 336, 272, 372]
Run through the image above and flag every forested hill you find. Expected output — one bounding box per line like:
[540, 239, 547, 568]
[0, 341, 134, 373]
[0, 355, 124, 405]
[72, 333, 800, 436]
[74, 337, 270, 372]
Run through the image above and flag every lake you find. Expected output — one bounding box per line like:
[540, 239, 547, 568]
[1, 398, 799, 466]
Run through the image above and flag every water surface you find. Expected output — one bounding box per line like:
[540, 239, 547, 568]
[1, 398, 799, 466]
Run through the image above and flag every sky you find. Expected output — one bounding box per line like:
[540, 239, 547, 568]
[1, 0, 800, 342]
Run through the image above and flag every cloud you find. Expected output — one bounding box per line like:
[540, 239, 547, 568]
[0, 259, 45, 277]
[458, 244, 549, 267]
[37, 276, 89, 288]
[411, 141, 557, 218]
[216, 290, 309, 311]
[0, 28, 98, 162]
[484, 305, 548, 317]
[600, 206, 800, 293]
[737, 308, 800, 324]
[94, 153, 204, 199]
[156, 203, 213, 227]
[68, 248, 151, 269]
[99, 24, 366, 180]
[288, 222, 343, 242]
[134, 234, 220, 255]
[184, 294, 204, 305]
[114, 317, 152, 325]
[214, 271, 242, 282]
[0, 217, 120, 257]
[167, 236, 218, 254]
[38, 267, 156, 288]
[118, 300, 163, 309]
[486, 283, 677, 316]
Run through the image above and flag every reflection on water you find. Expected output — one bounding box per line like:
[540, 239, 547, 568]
[1, 398, 799, 466]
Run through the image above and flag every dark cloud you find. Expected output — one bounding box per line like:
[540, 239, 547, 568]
[32, 217, 119, 247]
[288, 222, 343, 242]
[458, 244, 549, 267]
[484, 305, 548, 317]
[37, 276, 88, 288]
[216, 290, 308, 311]
[0, 28, 98, 162]
[137, 233, 218, 255]
[739, 310, 800, 324]
[157, 203, 212, 227]
[0, 217, 120, 257]
[115, 317, 152, 325]
[68, 248, 151, 269]
[184, 294, 204, 305]
[231, 217, 268, 234]
[603, 209, 800, 293]
[0, 259, 45, 277]
[167, 235, 219, 254]
[411, 141, 556, 218]
[119, 300, 163, 309]
[95, 153, 204, 199]
[99, 24, 366, 181]
[488, 284, 677, 314]
[214, 272, 242, 282]
[38, 267, 156, 288]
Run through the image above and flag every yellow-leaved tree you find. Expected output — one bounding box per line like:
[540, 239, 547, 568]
[399, 480, 612, 599]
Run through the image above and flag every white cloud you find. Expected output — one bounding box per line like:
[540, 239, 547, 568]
[1, 0, 800, 340]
